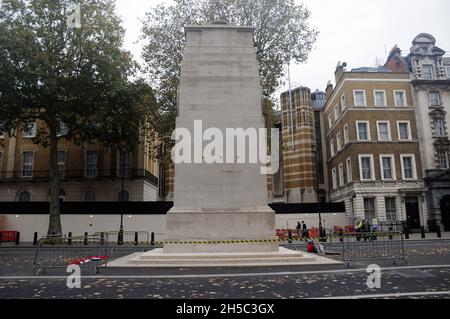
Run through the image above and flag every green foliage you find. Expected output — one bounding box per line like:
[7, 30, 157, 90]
[0, 0, 157, 234]
[0, 0, 140, 143]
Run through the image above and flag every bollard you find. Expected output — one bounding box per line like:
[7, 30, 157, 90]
[33, 232, 38, 246]
[421, 226, 426, 239]
[389, 227, 393, 240]
[100, 232, 105, 245]
[68, 232, 72, 246]
[151, 232, 155, 246]
[437, 227, 442, 238]
[15, 232, 20, 246]
[135, 232, 139, 246]
[84, 232, 88, 246]
[288, 230, 293, 244]
[118, 230, 124, 246]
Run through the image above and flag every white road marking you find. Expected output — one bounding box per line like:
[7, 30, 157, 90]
[315, 291, 450, 299]
[0, 264, 450, 280]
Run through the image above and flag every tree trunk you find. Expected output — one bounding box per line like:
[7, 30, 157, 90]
[47, 110, 62, 236]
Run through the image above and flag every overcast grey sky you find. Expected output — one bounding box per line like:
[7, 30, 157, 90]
[115, 0, 450, 95]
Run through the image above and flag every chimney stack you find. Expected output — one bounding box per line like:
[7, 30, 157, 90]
[335, 61, 347, 83]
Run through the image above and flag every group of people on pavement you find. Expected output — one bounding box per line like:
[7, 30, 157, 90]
[296, 221, 309, 238]
[355, 218, 374, 241]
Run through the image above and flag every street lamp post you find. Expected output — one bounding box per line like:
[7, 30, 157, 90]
[312, 142, 325, 241]
[118, 151, 125, 246]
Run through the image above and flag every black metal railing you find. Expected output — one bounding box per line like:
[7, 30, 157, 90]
[0, 169, 158, 186]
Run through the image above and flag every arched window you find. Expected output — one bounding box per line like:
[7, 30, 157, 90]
[118, 190, 130, 202]
[17, 191, 31, 202]
[84, 191, 96, 202]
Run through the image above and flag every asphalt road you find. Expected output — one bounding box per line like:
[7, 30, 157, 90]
[0, 240, 449, 299]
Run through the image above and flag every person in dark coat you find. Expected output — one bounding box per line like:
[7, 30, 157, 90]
[302, 221, 308, 238]
[362, 219, 371, 241]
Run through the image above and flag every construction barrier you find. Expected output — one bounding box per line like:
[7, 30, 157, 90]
[0, 231, 18, 242]
[33, 234, 109, 275]
[342, 232, 407, 267]
[309, 228, 319, 239]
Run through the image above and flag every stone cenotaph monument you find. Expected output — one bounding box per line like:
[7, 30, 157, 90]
[164, 22, 277, 254]
[116, 22, 337, 267]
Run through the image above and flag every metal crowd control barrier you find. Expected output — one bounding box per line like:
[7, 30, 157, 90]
[342, 232, 407, 267]
[102, 231, 150, 245]
[33, 234, 109, 275]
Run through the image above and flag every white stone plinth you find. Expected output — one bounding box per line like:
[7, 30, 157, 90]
[106, 247, 342, 268]
[165, 23, 276, 254]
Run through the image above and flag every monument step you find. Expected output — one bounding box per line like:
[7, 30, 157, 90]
[106, 248, 343, 268]
[138, 252, 306, 260]
[127, 257, 317, 267]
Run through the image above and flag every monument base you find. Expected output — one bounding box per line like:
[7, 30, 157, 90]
[164, 208, 278, 253]
[107, 247, 342, 268]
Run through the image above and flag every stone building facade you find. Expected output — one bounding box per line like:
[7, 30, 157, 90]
[385, 33, 450, 231]
[0, 120, 160, 203]
[324, 66, 427, 230]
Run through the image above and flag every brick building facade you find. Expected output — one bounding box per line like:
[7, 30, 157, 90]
[324, 66, 427, 230]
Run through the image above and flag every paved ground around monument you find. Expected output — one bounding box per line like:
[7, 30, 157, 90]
[0, 240, 449, 299]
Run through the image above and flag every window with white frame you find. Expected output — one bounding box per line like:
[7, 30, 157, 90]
[364, 198, 376, 222]
[422, 64, 434, 79]
[377, 121, 391, 141]
[380, 155, 395, 181]
[400, 155, 416, 180]
[354, 90, 367, 107]
[23, 121, 37, 138]
[429, 91, 441, 106]
[385, 197, 397, 223]
[57, 121, 68, 137]
[21, 151, 34, 178]
[0, 123, 4, 139]
[330, 140, 335, 157]
[336, 133, 342, 152]
[334, 105, 339, 121]
[346, 157, 352, 183]
[85, 150, 97, 178]
[359, 155, 374, 181]
[434, 118, 446, 137]
[398, 121, 411, 141]
[332, 168, 337, 190]
[343, 124, 349, 144]
[394, 90, 406, 107]
[341, 94, 346, 111]
[374, 90, 387, 107]
[328, 114, 333, 129]
[446, 66, 450, 79]
[356, 121, 370, 141]
[57, 150, 66, 178]
[339, 163, 344, 187]
[438, 150, 449, 169]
